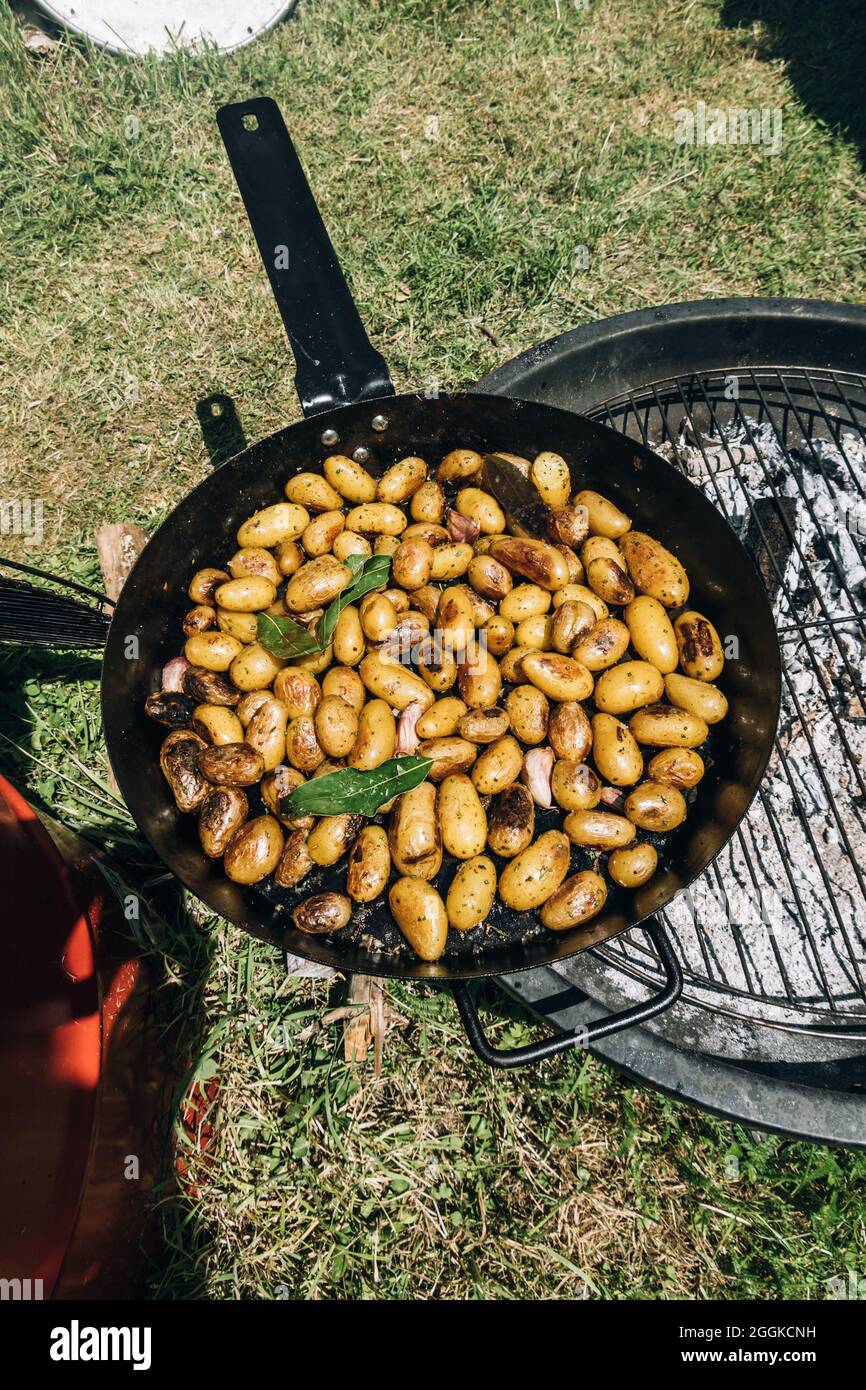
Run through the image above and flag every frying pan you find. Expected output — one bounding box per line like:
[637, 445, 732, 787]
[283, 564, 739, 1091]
[38, 97, 783, 1065]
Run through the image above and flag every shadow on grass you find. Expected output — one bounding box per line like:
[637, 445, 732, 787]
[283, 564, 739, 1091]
[721, 0, 866, 169]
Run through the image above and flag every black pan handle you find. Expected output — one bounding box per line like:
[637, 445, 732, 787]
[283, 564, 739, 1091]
[216, 97, 395, 419]
[451, 919, 682, 1070]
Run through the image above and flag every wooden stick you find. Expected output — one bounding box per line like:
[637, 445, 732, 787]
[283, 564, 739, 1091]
[95, 523, 149, 602]
[95, 524, 149, 794]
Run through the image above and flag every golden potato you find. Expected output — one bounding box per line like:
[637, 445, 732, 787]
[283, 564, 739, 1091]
[574, 489, 631, 539]
[591, 713, 644, 787]
[608, 843, 658, 889]
[389, 877, 449, 961]
[498, 831, 571, 909]
[438, 773, 488, 859]
[624, 781, 687, 832]
[446, 857, 497, 933]
[593, 661, 664, 715]
[624, 596, 678, 674]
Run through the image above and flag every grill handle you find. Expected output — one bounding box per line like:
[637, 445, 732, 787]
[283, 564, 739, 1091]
[216, 97, 395, 420]
[451, 919, 682, 1069]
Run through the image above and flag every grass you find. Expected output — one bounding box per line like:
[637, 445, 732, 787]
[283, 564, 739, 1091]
[2, 0, 866, 1299]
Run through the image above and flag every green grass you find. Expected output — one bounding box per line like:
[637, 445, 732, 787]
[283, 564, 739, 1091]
[2, 0, 866, 1299]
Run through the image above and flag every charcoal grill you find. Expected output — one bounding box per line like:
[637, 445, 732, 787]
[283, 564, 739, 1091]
[478, 297, 866, 1146]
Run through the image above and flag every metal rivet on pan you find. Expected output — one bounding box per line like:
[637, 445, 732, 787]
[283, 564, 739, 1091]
[352, 446, 371, 464]
[321, 428, 339, 447]
[371, 414, 389, 432]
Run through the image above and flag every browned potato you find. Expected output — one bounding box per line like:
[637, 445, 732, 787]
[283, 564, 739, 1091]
[285, 715, 326, 772]
[285, 556, 352, 613]
[437, 448, 483, 482]
[624, 781, 687, 832]
[160, 730, 210, 811]
[292, 893, 352, 934]
[489, 537, 570, 591]
[549, 599, 596, 654]
[585, 556, 635, 606]
[417, 736, 478, 781]
[647, 747, 705, 789]
[183, 604, 216, 636]
[274, 829, 314, 888]
[487, 783, 535, 858]
[548, 701, 592, 762]
[392, 537, 434, 590]
[540, 870, 607, 930]
[182, 666, 241, 707]
[521, 651, 593, 703]
[224, 815, 284, 883]
[199, 787, 249, 858]
[457, 644, 502, 708]
[484, 613, 515, 657]
[468, 553, 512, 601]
[674, 611, 725, 682]
[307, 813, 365, 867]
[458, 707, 510, 744]
[618, 532, 689, 607]
[272, 668, 321, 719]
[573, 617, 630, 672]
[189, 567, 229, 605]
[198, 742, 264, 787]
[360, 653, 435, 711]
[346, 825, 391, 902]
[322, 665, 365, 714]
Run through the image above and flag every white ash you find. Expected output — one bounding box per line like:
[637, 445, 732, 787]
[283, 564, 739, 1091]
[613, 417, 866, 1021]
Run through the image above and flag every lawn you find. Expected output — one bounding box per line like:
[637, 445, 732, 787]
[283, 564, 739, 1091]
[1, 0, 866, 1299]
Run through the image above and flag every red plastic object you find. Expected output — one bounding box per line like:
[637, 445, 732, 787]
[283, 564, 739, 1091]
[0, 775, 160, 1298]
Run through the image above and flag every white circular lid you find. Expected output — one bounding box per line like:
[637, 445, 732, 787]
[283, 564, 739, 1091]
[33, 1, 295, 55]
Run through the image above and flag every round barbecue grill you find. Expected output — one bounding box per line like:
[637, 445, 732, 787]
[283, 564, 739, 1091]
[479, 297, 866, 1146]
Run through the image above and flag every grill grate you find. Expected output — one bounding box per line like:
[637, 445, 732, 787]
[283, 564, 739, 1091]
[585, 367, 866, 1033]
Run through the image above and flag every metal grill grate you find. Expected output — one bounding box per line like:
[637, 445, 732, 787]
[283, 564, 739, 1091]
[585, 367, 866, 1033]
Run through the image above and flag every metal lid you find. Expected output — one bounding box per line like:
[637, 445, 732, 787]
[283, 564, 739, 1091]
[33, 1, 296, 56]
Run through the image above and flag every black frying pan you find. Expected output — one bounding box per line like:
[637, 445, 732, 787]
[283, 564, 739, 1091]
[94, 97, 781, 1066]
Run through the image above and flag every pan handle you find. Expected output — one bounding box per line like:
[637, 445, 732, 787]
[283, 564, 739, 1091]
[216, 97, 395, 419]
[451, 919, 682, 1070]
